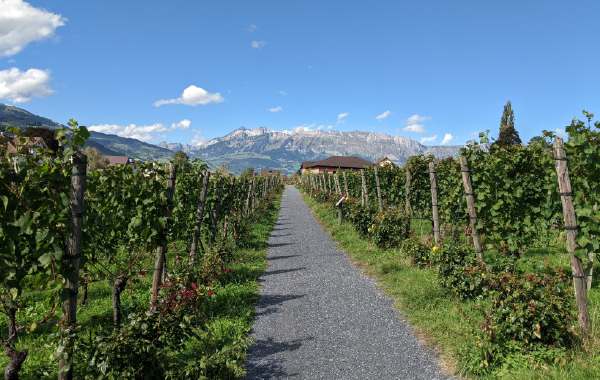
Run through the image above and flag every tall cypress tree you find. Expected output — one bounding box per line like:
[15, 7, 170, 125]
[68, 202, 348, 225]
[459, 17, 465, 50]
[496, 101, 522, 147]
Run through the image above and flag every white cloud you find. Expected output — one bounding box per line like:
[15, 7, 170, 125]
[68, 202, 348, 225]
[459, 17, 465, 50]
[191, 132, 207, 146]
[278, 90, 287, 96]
[337, 112, 349, 123]
[441, 133, 454, 145]
[268, 106, 283, 113]
[89, 123, 168, 142]
[420, 135, 437, 144]
[251, 40, 266, 49]
[0, 0, 66, 57]
[375, 110, 391, 120]
[89, 119, 193, 142]
[171, 119, 191, 129]
[403, 114, 430, 133]
[0, 67, 52, 103]
[154, 85, 224, 107]
[247, 24, 257, 32]
[291, 123, 334, 133]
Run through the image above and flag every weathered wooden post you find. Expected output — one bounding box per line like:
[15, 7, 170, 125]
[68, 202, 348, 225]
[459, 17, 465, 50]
[334, 173, 342, 195]
[428, 161, 441, 245]
[328, 173, 334, 194]
[150, 163, 176, 311]
[404, 166, 412, 217]
[58, 152, 86, 380]
[209, 179, 220, 242]
[374, 165, 383, 212]
[189, 170, 211, 263]
[360, 169, 368, 207]
[249, 177, 256, 213]
[554, 137, 591, 336]
[459, 156, 483, 260]
[343, 171, 349, 197]
[244, 177, 252, 216]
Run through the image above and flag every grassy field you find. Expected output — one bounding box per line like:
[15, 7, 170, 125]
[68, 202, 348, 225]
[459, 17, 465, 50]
[303, 193, 600, 380]
[0, 196, 280, 379]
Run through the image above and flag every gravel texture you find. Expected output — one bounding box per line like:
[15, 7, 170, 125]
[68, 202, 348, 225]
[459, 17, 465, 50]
[245, 186, 450, 379]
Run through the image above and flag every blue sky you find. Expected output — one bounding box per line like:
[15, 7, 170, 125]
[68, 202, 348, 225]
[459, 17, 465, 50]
[1, 0, 599, 146]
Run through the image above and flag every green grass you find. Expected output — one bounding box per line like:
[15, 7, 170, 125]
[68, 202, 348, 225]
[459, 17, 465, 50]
[303, 193, 600, 380]
[0, 196, 280, 379]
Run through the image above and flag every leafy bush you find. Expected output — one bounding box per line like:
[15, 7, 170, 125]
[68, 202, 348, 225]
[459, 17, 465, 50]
[476, 270, 576, 372]
[346, 200, 377, 237]
[83, 311, 187, 379]
[400, 238, 430, 267]
[201, 245, 226, 285]
[368, 208, 410, 248]
[437, 243, 492, 299]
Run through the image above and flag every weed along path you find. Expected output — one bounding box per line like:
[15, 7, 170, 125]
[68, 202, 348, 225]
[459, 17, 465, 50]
[245, 186, 449, 379]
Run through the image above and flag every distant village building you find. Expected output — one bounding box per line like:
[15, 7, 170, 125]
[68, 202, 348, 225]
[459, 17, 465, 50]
[300, 156, 373, 174]
[105, 155, 133, 166]
[5, 136, 49, 155]
[376, 157, 396, 167]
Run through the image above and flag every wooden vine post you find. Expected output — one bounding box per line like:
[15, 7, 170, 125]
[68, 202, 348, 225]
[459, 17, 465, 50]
[58, 152, 87, 380]
[244, 177, 253, 216]
[428, 161, 441, 245]
[250, 177, 256, 213]
[554, 137, 591, 336]
[209, 179, 220, 242]
[328, 173, 334, 194]
[189, 170, 211, 263]
[360, 169, 368, 207]
[343, 171, 349, 197]
[150, 163, 176, 311]
[404, 166, 412, 216]
[374, 165, 383, 212]
[334, 173, 342, 195]
[459, 156, 483, 260]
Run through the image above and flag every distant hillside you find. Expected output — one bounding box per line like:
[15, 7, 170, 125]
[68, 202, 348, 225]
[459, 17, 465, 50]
[0, 104, 173, 160]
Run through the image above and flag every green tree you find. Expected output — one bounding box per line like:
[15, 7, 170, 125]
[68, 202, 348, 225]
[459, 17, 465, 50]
[496, 101, 522, 147]
[173, 151, 189, 169]
[83, 147, 109, 171]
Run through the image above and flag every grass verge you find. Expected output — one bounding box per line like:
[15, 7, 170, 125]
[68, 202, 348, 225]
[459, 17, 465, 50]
[303, 193, 600, 380]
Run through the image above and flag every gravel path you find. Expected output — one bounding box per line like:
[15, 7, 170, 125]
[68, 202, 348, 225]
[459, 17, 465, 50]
[245, 186, 449, 380]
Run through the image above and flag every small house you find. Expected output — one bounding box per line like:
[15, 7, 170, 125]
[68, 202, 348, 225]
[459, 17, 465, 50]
[300, 156, 373, 174]
[105, 155, 133, 166]
[376, 157, 396, 167]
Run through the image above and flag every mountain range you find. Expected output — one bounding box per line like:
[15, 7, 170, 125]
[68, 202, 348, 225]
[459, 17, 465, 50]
[1, 104, 460, 174]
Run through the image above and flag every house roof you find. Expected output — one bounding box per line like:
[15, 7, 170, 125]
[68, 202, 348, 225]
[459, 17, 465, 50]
[301, 156, 373, 169]
[105, 155, 131, 165]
